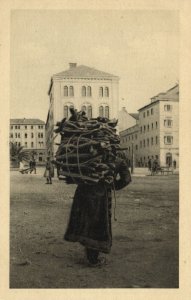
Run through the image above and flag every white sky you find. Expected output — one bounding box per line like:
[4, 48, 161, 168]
[10, 10, 179, 121]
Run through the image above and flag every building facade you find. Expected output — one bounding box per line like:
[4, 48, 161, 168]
[46, 63, 119, 156]
[120, 84, 179, 168]
[118, 107, 139, 132]
[10, 119, 46, 164]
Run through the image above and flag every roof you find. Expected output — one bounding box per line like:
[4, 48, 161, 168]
[119, 124, 139, 135]
[129, 113, 139, 120]
[10, 118, 45, 125]
[139, 84, 179, 111]
[53, 65, 119, 79]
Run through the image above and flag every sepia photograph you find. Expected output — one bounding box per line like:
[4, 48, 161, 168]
[8, 9, 181, 289]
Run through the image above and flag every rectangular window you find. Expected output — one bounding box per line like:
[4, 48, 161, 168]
[31, 142, 34, 148]
[143, 140, 145, 147]
[31, 133, 34, 138]
[15, 126, 17, 129]
[143, 112, 145, 118]
[38, 125, 41, 129]
[25, 133, 27, 138]
[135, 145, 138, 150]
[164, 136, 173, 145]
[15, 133, 17, 138]
[38, 133, 40, 138]
[31, 126, 33, 129]
[140, 127, 142, 133]
[147, 110, 149, 116]
[164, 119, 173, 127]
[156, 121, 158, 129]
[25, 125, 27, 129]
[147, 139, 149, 146]
[135, 134, 137, 139]
[152, 123, 153, 129]
[144, 125, 146, 132]
[11, 125, 13, 129]
[41, 133, 43, 138]
[10, 133, 13, 138]
[156, 136, 158, 144]
[151, 137, 154, 145]
[140, 141, 142, 148]
[164, 104, 172, 111]
[25, 142, 27, 148]
[18, 133, 20, 138]
[147, 125, 149, 131]
[151, 108, 153, 115]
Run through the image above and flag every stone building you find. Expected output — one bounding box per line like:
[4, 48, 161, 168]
[10, 118, 46, 164]
[118, 107, 139, 132]
[120, 84, 179, 168]
[46, 63, 119, 156]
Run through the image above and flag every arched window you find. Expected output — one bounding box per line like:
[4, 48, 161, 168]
[105, 87, 109, 97]
[64, 86, 68, 97]
[105, 106, 109, 118]
[99, 106, 104, 117]
[99, 87, 103, 97]
[64, 105, 68, 118]
[82, 86, 86, 97]
[87, 86, 92, 97]
[69, 86, 74, 97]
[81, 105, 86, 112]
[87, 106, 92, 118]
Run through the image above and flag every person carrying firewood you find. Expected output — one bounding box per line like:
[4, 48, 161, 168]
[64, 149, 131, 267]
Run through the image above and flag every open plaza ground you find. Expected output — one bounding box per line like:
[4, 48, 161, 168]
[10, 169, 179, 288]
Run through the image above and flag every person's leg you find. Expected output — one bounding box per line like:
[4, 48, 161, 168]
[46, 177, 49, 184]
[86, 248, 99, 264]
[49, 176, 52, 184]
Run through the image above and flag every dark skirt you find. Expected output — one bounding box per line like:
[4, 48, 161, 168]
[64, 182, 112, 254]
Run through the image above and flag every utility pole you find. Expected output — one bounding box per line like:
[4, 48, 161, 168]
[131, 142, 134, 174]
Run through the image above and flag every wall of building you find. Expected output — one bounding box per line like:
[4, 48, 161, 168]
[120, 125, 139, 166]
[159, 100, 179, 167]
[119, 85, 179, 168]
[118, 107, 137, 132]
[137, 102, 160, 166]
[10, 122, 46, 164]
[47, 73, 119, 156]
[53, 78, 118, 121]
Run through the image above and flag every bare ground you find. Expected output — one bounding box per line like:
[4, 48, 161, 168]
[10, 170, 179, 288]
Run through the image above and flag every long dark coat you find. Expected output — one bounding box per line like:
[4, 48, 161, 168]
[64, 157, 131, 253]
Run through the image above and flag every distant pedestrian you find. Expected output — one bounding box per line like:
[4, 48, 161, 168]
[173, 160, 176, 169]
[30, 158, 36, 174]
[19, 161, 24, 173]
[151, 158, 159, 176]
[148, 158, 152, 171]
[44, 157, 54, 184]
[29, 159, 33, 170]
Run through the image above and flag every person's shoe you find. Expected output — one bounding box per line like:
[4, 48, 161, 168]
[88, 257, 106, 267]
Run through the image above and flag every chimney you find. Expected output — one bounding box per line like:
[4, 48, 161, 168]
[69, 63, 77, 69]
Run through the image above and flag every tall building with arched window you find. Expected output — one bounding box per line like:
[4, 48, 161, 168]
[46, 63, 119, 156]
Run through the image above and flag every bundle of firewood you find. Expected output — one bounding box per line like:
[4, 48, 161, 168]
[52, 108, 122, 184]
